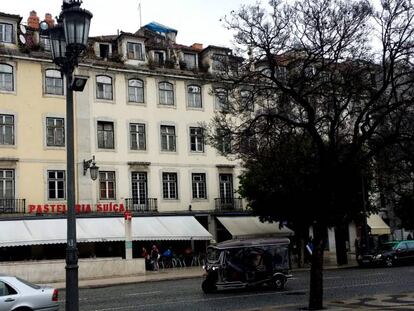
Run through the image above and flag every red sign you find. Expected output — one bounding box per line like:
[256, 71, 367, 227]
[124, 211, 132, 220]
[28, 203, 126, 214]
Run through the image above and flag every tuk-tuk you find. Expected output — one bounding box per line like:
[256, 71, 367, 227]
[202, 237, 291, 293]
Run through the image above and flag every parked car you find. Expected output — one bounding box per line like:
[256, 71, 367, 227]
[202, 237, 292, 293]
[357, 240, 414, 267]
[0, 275, 59, 311]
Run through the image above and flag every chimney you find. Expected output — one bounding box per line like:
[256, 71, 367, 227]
[191, 43, 203, 51]
[44, 13, 55, 28]
[27, 10, 40, 29]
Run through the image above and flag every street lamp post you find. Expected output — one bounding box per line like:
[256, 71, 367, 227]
[48, 1, 92, 310]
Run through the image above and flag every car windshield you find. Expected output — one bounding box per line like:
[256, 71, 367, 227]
[207, 247, 221, 263]
[16, 277, 41, 289]
[378, 243, 398, 251]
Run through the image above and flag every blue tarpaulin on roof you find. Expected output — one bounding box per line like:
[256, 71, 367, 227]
[144, 22, 177, 34]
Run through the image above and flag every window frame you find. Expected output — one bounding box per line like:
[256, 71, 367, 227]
[158, 82, 174, 106]
[189, 127, 204, 152]
[0, 23, 13, 43]
[160, 125, 176, 152]
[162, 172, 178, 200]
[96, 75, 113, 100]
[99, 171, 116, 200]
[0, 63, 14, 92]
[128, 79, 144, 103]
[45, 69, 64, 95]
[214, 88, 229, 111]
[97, 121, 115, 149]
[0, 114, 14, 146]
[192, 173, 207, 199]
[129, 123, 146, 151]
[187, 85, 202, 108]
[46, 117, 65, 147]
[127, 42, 144, 60]
[47, 170, 66, 200]
[0, 169, 14, 199]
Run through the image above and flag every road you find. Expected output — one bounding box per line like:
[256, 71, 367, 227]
[59, 265, 414, 310]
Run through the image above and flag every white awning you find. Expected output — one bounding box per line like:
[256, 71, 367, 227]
[367, 214, 391, 235]
[132, 216, 212, 241]
[0, 216, 212, 247]
[217, 216, 294, 239]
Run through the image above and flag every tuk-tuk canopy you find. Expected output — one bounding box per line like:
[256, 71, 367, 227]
[212, 237, 290, 250]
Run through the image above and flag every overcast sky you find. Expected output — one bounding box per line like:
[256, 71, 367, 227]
[2, 0, 266, 48]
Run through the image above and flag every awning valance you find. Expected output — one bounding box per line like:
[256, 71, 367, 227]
[367, 214, 390, 235]
[217, 216, 294, 239]
[0, 216, 212, 247]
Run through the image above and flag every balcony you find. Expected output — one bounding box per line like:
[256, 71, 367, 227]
[125, 198, 158, 213]
[0, 198, 26, 214]
[215, 198, 243, 212]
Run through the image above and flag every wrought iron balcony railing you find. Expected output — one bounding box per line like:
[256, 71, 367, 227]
[214, 197, 243, 212]
[125, 198, 158, 213]
[0, 198, 26, 214]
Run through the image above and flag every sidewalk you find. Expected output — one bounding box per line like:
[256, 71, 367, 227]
[46, 263, 358, 290]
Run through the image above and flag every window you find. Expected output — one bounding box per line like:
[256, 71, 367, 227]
[219, 174, 234, 200]
[46, 117, 65, 147]
[240, 89, 254, 111]
[154, 51, 165, 65]
[184, 53, 197, 70]
[127, 42, 143, 60]
[190, 127, 204, 152]
[0, 114, 14, 145]
[128, 79, 144, 103]
[215, 88, 229, 111]
[192, 173, 206, 199]
[0, 23, 13, 43]
[48, 170, 65, 200]
[130, 123, 146, 150]
[131, 172, 147, 204]
[212, 54, 227, 71]
[97, 121, 114, 149]
[99, 171, 116, 200]
[40, 35, 51, 51]
[160, 125, 176, 152]
[0, 281, 17, 297]
[0, 63, 13, 92]
[99, 44, 110, 58]
[159, 82, 174, 105]
[45, 69, 63, 95]
[187, 85, 202, 108]
[162, 172, 178, 199]
[96, 75, 113, 100]
[217, 130, 231, 154]
[0, 169, 14, 199]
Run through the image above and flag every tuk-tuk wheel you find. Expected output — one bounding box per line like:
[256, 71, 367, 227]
[202, 279, 217, 294]
[272, 275, 286, 291]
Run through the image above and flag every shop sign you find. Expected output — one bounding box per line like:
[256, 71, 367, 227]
[28, 203, 126, 214]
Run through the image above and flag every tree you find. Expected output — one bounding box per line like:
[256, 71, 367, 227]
[206, 0, 414, 309]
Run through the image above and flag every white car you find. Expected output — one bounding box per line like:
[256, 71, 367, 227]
[0, 275, 59, 311]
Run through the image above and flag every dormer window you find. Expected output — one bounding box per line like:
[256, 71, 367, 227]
[0, 23, 13, 43]
[212, 54, 227, 71]
[40, 35, 51, 51]
[184, 53, 197, 70]
[127, 42, 143, 60]
[154, 51, 165, 65]
[99, 44, 110, 58]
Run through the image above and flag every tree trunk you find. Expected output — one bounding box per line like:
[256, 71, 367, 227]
[308, 222, 325, 310]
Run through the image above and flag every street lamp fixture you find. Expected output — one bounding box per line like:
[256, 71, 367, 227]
[46, 1, 92, 310]
[83, 156, 99, 181]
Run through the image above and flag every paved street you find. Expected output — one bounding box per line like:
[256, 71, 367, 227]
[57, 265, 414, 310]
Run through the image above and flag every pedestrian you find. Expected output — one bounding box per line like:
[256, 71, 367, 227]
[407, 233, 413, 240]
[151, 245, 159, 271]
[163, 247, 173, 268]
[142, 247, 150, 270]
[184, 246, 193, 266]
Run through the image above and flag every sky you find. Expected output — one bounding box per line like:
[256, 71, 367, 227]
[2, 0, 265, 48]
